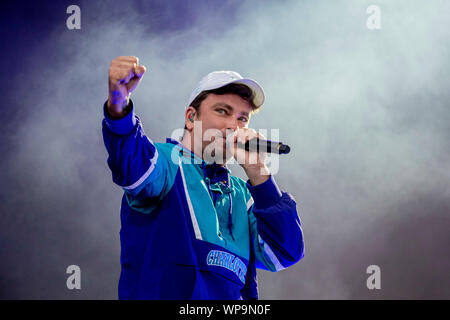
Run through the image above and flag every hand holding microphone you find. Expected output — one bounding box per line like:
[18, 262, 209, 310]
[226, 128, 291, 185]
[227, 128, 291, 155]
[226, 128, 290, 175]
[238, 138, 290, 154]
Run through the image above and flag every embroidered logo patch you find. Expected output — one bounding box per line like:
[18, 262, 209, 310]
[206, 250, 247, 284]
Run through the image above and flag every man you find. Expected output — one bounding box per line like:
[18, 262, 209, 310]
[102, 56, 304, 300]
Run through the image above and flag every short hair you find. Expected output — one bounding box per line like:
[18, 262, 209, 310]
[184, 83, 261, 130]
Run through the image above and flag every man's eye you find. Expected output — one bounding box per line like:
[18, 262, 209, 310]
[239, 117, 248, 122]
[216, 109, 226, 114]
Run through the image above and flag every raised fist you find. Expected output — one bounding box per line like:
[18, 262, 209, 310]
[107, 56, 146, 117]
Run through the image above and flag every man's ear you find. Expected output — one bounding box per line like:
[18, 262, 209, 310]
[185, 106, 196, 130]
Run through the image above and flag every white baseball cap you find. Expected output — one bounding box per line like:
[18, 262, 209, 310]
[187, 71, 265, 110]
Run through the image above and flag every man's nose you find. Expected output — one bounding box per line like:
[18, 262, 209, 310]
[226, 117, 239, 132]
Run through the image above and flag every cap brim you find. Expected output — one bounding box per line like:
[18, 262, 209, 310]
[230, 78, 265, 108]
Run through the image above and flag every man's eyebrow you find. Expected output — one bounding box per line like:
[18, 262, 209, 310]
[211, 102, 250, 117]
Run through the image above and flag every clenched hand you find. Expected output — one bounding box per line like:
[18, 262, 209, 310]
[107, 56, 146, 118]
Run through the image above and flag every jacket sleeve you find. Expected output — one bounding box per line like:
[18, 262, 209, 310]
[101, 99, 171, 212]
[247, 175, 305, 271]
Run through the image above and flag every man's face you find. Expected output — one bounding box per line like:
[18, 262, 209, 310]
[190, 93, 252, 164]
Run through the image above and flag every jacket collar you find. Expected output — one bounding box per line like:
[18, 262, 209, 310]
[166, 138, 231, 185]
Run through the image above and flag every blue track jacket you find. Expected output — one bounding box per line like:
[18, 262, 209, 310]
[102, 100, 305, 300]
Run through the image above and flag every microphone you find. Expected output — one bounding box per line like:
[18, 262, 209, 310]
[237, 138, 291, 154]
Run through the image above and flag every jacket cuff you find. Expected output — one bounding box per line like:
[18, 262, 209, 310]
[246, 175, 283, 210]
[103, 99, 136, 135]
